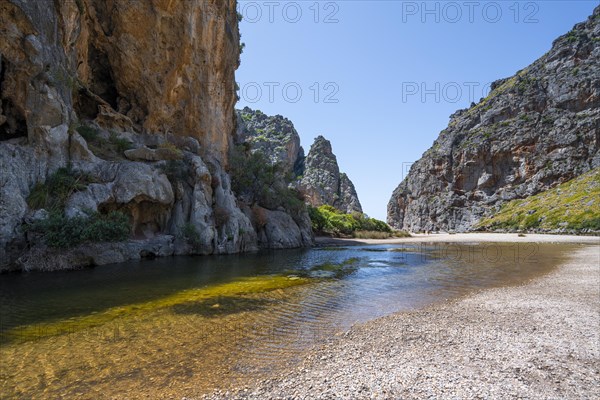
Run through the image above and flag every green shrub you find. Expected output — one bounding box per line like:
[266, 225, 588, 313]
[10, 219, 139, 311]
[181, 223, 202, 247]
[229, 145, 278, 202]
[569, 216, 600, 230]
[27, 168, 90, 211]
[158, 142, 184, 159]
[77, 124, 132, 160]
[392, 230, 412, 238]
[109, 131, 133, 153]
[80, 211, 131, 242]
[308, 206, 328, 232]
[522, 214, 540, 229]
[565, 31, 578, 43]
[329, 214, 359, 235]
[229, 145, 305, 215]
[352, 213, 393, 233]
[278, 187, 305, 215]
[308, 205, 393, 237]
[352, 230, 411, 239]
[76, 125, 99, 141]
[477, 167, 600, 232]
[28, 211, 130, 248]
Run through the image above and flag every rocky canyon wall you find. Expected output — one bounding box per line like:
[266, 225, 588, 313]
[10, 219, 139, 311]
[388, 7, 600, 232]
[0, 0, 314, 272]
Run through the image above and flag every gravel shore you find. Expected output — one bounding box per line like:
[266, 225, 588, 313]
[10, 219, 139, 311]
[316, 232, 600, 246]
[202, 242, 600, 399]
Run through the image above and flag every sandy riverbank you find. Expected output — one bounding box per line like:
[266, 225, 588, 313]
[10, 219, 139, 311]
[316, 232, 600, 245]
[203, 240, 600, 399]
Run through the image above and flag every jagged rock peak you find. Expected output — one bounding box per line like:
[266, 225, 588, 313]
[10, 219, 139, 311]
[236, 109, 363, 215]
[301, 135, 363, 214]
[387, 6, 600, 232]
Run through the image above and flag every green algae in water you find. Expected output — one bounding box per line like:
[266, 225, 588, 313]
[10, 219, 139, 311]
[0, 243, 576, 399]
[314, 247, 351, 251]
[1, 275, 310, 344]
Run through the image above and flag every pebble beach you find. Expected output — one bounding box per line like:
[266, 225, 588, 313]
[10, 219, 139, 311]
[202, 236, 600, 399]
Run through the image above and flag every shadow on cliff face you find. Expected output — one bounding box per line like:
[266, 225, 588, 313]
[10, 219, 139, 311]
[0, 59, 28, 141]
[98, 201, 170, 239]
[73, 44, 122, 120]
[88, 45, 119, 110]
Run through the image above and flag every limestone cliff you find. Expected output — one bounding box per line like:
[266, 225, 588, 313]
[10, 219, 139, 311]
[232, 107, 313, 249]
[387, 7, 600, 232]
[236, 107, 304, 175]
[1, 0, 239, 158]
[0, 0, 311, 272]
[300, 136, 363, 214]
[236, 108, 363, 215]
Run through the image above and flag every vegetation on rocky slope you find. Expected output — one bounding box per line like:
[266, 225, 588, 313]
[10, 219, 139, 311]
[27, 167, 90, 211]
[229, 144, 305, 215]
[26, 168, 131, 248]
[27, 211, 131, 248]
[237, 108, 363, 216]
[76, 125, 133, 160]
[309, 205, 408, 238]
[477, 168, 600, 232]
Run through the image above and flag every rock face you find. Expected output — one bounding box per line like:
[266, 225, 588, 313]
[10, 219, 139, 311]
[234, 107, 313, 249]
[300, 136, 363, 214]
[388, 7, 600, 232]
[338, 173, 363, 215]
[236, 108, 363, 215]
[0, 0, 314, 272]
[236, 107, 304, 174]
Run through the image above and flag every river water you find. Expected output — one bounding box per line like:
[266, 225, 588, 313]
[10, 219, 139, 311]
[0, 242, 574, 398]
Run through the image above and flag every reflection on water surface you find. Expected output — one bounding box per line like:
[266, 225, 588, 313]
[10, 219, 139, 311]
[0, 242, 574, 398]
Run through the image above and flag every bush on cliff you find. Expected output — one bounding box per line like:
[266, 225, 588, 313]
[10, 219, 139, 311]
[76, 124, 132, 160]
[308, 205, 399, 238]
[27, 211, 130, 248]
[26, 168, 131, 248]
[180, 222, 202, 248]
[27, 167, 90, 211]
[229, 145, 306, 215]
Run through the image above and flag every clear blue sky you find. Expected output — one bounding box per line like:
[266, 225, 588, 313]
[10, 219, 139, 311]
[235, 0, 598, 220]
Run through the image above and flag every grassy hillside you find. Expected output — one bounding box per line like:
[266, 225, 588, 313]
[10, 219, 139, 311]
[477, 168, 600, 232]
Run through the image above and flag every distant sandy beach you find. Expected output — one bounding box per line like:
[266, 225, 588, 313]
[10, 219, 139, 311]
[316, 232, 600, 245]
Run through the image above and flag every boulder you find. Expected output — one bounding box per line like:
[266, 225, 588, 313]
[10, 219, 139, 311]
[256, 207, 312, 249]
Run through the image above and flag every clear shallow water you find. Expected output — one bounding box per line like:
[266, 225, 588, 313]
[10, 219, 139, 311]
[0, 242, 572, 398]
